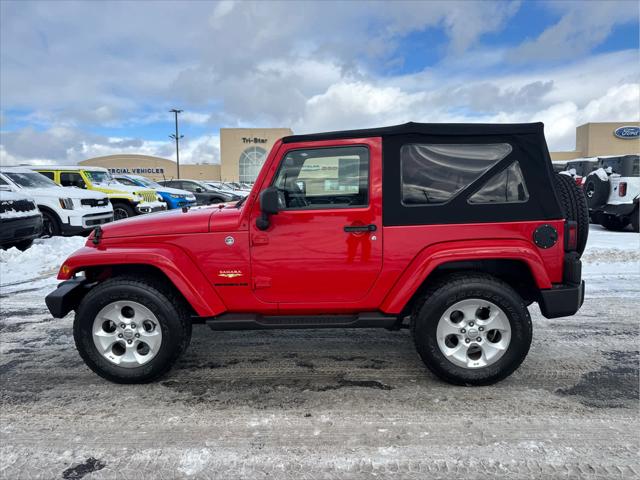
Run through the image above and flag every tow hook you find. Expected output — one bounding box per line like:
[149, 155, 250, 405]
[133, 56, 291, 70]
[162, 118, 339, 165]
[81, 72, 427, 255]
[92, 226, 103, 245]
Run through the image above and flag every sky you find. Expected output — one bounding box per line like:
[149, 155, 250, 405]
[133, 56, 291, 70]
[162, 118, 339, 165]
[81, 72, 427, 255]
[0, 0, 639, 166]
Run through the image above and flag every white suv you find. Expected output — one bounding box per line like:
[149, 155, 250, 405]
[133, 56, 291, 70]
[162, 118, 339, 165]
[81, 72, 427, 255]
[0, 167, 114, 236]
[584, 155, 639, 232]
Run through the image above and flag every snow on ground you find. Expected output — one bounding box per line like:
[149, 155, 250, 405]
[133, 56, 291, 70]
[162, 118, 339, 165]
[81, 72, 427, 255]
[0, 236, 86, 289]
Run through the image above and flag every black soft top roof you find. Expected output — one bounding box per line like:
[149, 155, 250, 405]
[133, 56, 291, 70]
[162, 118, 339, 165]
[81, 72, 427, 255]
[283, 122, 544, 143]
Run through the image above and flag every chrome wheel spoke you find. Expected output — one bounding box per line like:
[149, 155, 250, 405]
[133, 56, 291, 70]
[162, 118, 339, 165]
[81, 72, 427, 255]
[480, 309, 510, 332]
[139, 329, 161, 353]
[93, 330, 117, 353]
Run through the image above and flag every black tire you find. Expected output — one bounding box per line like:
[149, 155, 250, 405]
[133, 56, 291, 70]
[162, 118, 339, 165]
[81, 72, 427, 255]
[554, 173, 589, 256]
[412, 272, 532, 386]
[41, 209, 61, 237]
[583, 172, 609, 209]
[112, 202, 135, 220]
[632, 206, 639, 233]
[600, 215, 629, 231]
[74, 276, 192, 383]
[9, 239, 34, 251]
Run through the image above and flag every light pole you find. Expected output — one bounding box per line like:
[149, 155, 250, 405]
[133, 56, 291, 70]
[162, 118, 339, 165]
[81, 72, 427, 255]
[169, 109, 184, 178]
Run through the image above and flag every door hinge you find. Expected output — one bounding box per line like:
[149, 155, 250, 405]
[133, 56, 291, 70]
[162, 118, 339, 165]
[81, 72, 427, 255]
[252, 234, 269, 246]
[253, 276, 271, 289]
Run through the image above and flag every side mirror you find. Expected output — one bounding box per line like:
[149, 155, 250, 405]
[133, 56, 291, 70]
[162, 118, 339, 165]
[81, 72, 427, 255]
[195, 187, 204, 193]
[256, 186, 279, 231]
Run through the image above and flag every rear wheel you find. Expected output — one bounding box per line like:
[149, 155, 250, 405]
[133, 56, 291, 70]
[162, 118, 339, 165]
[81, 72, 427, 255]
[412, 273, 532, 386]
[74, 276, 191, 383]
[112, 202, 135, 220]
[554, 173, 589, 256]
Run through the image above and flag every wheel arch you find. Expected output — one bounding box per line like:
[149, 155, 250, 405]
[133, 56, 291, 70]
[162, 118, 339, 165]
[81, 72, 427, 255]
[380, 240, 550, 315]
[57, 245, 226, 317]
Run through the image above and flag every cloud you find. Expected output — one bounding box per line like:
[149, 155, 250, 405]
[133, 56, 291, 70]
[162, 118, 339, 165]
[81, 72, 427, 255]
[1, 0, 638, 164]
[509, 1, 637, 62]
[0, 125, 218, 166]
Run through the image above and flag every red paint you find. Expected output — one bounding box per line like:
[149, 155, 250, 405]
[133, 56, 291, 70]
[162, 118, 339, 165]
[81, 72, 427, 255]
[58, 136, 568, 318]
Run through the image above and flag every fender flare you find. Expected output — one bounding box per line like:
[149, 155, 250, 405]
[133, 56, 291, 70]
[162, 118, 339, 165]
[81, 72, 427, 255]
[57, 243, 226, 317]
[379, 239, 551, 314]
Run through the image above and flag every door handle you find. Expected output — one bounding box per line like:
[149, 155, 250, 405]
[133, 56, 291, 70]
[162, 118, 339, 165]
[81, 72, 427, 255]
[344, 224, 377, 233]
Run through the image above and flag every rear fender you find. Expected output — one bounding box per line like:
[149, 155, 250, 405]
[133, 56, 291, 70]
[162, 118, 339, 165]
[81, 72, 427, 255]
[380, 239, 551, 314]
[57, 244, 226, 316]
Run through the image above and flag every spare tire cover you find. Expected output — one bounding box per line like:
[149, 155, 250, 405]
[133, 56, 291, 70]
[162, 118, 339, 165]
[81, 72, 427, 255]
[584, 171, 609, 209]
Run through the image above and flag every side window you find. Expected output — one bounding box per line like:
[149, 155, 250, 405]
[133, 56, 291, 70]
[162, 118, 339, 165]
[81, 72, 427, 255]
[60, 172, 86, 188]
[401, 143, 512, 205]
[468, 162, 529, 204]
[181, 182, 197, 192]
[273, 146, 369, 209]
[39, 171, 55, 181]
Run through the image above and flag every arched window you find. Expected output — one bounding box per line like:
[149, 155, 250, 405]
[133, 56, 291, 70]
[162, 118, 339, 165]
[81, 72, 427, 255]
[239, 146, 267, 183]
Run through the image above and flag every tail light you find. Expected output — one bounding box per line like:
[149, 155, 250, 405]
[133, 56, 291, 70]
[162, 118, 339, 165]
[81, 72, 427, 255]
[565, 221, 578, 251]
[619, 182, 627, 197]
[574, 176, 582, 186]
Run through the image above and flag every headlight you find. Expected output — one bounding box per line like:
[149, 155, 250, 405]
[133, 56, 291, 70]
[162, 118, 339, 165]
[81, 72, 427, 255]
[186, 194, 196, 201]
[59, 198, 74, 210]
[132, 194, 143, 202]
[169, 193, 185, 199]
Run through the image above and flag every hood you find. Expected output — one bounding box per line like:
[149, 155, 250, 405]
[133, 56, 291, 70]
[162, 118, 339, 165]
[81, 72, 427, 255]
[97, 205, 219, 239]
[15, 186, 108, 200]
[93, 181, 150, 195]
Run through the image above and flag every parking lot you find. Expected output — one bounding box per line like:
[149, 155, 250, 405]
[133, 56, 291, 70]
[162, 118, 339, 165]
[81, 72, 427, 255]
[0, 226, 638, 479]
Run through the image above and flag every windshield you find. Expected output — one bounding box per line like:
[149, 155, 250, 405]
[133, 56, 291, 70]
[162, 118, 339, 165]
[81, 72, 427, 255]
[5, 172, 58, 188]
[115, 177, 139, 186]
[84, 170, 114, 185]
[194, 181, 215, 191]
[134, 176, 161, 188]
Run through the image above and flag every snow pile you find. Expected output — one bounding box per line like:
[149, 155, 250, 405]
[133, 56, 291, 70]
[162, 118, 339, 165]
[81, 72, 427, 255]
[0, 236, 86, 287]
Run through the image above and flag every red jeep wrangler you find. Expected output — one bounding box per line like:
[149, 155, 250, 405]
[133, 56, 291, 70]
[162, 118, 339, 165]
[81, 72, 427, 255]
[46, 122, 588, 386]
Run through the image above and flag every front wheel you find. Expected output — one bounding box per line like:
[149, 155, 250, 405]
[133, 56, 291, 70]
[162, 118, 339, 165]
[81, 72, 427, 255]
[74, 276, 191, 383]
[600, 215, 629, 231]
[112, 202, 135, 220]
[412, 273, 532, 386]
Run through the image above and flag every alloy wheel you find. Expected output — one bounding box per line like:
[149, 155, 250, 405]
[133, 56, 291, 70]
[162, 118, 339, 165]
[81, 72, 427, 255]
[92, 301, 163, 368]
[436, 299, 511, 369]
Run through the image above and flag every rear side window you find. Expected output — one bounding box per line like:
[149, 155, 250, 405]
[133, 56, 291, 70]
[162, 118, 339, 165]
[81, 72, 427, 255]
[468, 162, 529, 204]
[39, 171, 55, 180]
[401, 143, 512, 205]
[60, 172, 86, 188]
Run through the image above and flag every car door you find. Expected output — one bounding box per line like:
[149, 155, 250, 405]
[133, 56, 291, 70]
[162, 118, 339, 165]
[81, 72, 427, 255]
[250, 138, 383, 305]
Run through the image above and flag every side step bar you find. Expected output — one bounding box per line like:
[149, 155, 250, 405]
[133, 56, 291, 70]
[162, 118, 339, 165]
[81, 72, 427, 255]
[205, 312, 399, 331]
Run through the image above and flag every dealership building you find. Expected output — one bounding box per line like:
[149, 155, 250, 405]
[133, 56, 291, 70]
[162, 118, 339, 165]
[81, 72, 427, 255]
[79, 122, 638, 181]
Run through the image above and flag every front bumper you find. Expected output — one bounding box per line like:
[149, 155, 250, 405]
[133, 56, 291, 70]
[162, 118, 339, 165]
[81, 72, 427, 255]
[135, 201, 166, 214]
[0, 215, 43, 245]
[64, 212, 114, 235]
[45, 278, 92, 318]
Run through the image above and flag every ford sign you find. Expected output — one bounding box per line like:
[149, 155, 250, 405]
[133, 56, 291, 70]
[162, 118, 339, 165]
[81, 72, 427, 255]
[614, 126, 640, 139]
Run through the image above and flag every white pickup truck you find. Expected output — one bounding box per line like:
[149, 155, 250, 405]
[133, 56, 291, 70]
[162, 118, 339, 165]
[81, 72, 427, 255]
[0, 167, 114, 236]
